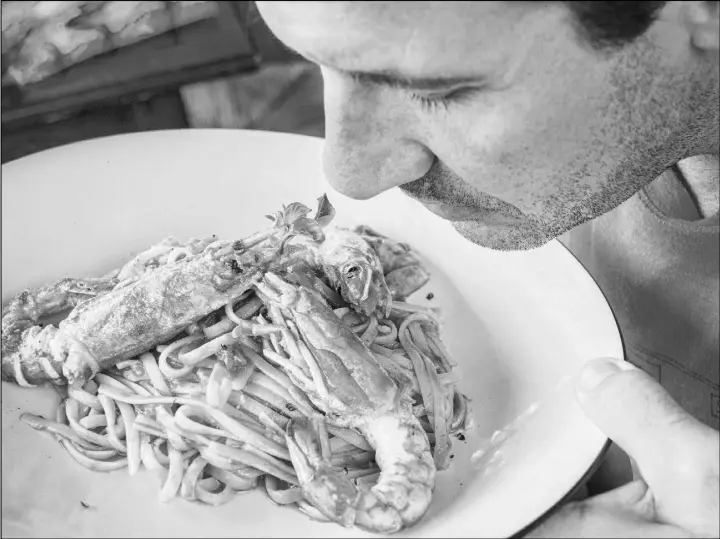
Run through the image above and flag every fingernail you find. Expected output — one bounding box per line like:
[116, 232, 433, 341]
[578, 357, 634, 393]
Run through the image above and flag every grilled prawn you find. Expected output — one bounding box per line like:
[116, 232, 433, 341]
[1, 197, 338, 388]
[255, 273, 436, 534]
[1, 240, 281, 388]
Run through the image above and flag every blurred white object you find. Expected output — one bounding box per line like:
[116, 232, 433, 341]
[1, 0, 218, 86]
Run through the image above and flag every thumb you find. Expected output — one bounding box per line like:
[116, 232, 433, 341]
[574, 358, 703, 480]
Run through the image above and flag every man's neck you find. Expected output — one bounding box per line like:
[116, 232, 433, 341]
[676, 154, 720, 219]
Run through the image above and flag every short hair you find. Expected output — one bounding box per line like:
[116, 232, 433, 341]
[563, 1, 668, 50]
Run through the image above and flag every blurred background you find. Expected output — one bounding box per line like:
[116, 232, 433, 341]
[1, 0, 325, 163]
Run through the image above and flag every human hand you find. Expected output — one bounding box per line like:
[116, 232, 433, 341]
[527, 357, 719, 538]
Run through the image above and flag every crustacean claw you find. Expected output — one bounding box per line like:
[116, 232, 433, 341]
[286, 417, 359, 528]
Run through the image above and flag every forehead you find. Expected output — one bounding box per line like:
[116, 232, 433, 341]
[257, 1, 567, 77]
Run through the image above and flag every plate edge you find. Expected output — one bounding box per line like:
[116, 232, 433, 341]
[510, 239, 626, 539]
[510, 437, 612, 539]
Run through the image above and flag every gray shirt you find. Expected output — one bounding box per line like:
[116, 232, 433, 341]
[562, 166, 719, 430]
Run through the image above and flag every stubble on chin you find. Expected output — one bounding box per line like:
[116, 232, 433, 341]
[450, 219, 554, 251]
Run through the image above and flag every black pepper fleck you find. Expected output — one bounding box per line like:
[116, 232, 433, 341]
[456, 433, 465, 441]
[80, 501, 90, 509]
[426, 292, 434, 300]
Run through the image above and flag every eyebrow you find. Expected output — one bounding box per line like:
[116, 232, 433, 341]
[281, 42, 482, 91]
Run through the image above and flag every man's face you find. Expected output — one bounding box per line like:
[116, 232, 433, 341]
[257, 1, 706, 250]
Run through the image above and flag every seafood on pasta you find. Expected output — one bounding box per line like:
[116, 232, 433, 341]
[2, 195, 472, 534]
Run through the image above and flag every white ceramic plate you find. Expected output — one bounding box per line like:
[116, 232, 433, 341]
[1, 129, 622, 538]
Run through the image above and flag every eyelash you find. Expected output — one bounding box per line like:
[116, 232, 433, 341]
[409, 88, 476, 112]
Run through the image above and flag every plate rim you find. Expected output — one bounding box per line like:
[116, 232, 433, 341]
[513, 238, 626, 538]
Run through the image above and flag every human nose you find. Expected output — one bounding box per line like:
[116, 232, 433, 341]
[320, 68, 434, 200]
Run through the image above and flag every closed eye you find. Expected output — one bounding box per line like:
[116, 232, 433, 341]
[408, 87, 479, 112]
[346, 70, 482, 111]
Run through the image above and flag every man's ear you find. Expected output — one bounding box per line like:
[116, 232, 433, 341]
[682, 1, 719, 52]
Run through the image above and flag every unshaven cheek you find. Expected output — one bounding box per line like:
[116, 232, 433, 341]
[417, 90, 557, 213]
